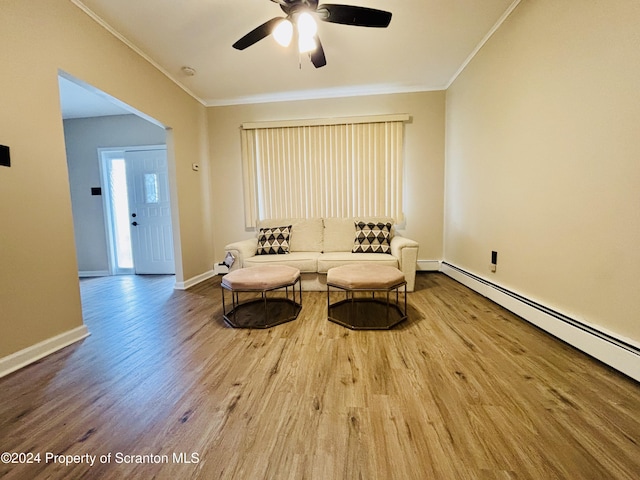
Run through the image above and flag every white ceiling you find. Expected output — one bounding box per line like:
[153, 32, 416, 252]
[64, 0, 519, 114]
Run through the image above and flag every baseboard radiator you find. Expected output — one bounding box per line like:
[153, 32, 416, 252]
[440, 262, 640, 382]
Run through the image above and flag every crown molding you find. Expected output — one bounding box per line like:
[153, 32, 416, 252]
[205, 84, 446, 107]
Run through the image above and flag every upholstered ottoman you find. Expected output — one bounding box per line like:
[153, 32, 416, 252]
[221, 265, 302, 328]
[326, 264, 407, 330]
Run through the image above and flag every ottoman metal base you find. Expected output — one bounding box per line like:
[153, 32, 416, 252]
[223, 295, 302, 329]
[328, 293, 407, 330]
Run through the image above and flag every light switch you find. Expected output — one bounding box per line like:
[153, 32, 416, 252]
[0, 145, 10, 167]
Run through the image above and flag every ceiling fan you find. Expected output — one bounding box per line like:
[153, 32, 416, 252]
[232, 0, 392, 68]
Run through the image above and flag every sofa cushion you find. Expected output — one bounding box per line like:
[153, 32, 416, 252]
[258, 218, 323, 252]
[244, 251, 320, 273]
[352, 221, 393, 254]
[317, 252, 398, 274]
[256, 225, 291, 255]
[323, 217, 356, 252]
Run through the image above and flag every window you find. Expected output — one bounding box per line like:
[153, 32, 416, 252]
[240, 114, 408, 227]
[144, 173, 159, 204]
[100, 152, 134, 273]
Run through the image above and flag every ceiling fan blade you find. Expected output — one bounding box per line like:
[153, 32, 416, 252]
[310, 36, 326, 68]
[317, 4, 392, 27]
[232, 17, 284, 50]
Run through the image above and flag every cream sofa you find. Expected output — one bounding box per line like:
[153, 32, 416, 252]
[224, 217, 419, 292]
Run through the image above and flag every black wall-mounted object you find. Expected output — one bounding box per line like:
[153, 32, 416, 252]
[491, 251, 498, 265]
[0, 145, 10, 167]
[91, 187, 102, 196]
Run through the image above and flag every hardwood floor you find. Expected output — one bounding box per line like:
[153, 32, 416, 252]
[0, 273, 638, 479]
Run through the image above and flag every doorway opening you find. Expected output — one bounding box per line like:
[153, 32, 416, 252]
[59, 71, 179, 281]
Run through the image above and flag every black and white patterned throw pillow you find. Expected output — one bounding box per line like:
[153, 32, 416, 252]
[352, 222, 392, 254]
[256, 225, 292, 255]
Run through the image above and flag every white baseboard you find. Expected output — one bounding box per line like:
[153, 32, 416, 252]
[441, 262, 640, 382]
[0, 325, 90, 378]
[417, 260, 441, 271]
[79, 270, 110, 277]
[174, 269, 216, 290]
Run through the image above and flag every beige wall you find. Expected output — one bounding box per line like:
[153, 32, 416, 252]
[207, 91, 446, 265]
[444, 0, 640, 341]
[0, 0, 212, 358]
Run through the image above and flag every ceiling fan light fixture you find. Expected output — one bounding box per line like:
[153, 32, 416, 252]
[298, 34, 317, 53]
[232, 1, 393, 68]
[297, 12, 318, 38]
[272, 19, 293, 47]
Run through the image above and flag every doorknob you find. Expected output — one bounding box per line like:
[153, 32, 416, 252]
[132, 221, 139, 226]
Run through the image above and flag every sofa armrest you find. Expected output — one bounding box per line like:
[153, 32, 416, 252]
[224, 237, 258, 271]
[390, 235, 419, 292]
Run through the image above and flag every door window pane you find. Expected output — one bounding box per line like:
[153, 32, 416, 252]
[144, 173, 159, 203]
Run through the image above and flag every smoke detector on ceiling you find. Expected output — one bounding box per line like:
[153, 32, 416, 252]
[181, 66, 196, 76]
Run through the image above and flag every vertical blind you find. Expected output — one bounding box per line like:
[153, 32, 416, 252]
[240, 114, 408, 227]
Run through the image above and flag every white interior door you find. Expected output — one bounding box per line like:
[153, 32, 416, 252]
[125, 148, 175, 274]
